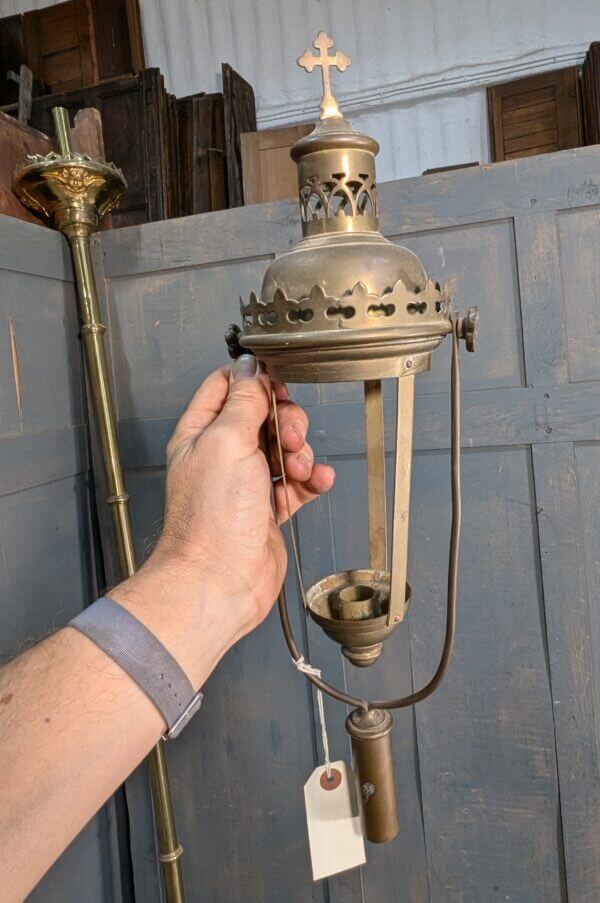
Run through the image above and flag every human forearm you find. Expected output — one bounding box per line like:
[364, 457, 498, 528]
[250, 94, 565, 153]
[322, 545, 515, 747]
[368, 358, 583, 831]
[0, 359, 334, 899]
[0, 564, 241, 902]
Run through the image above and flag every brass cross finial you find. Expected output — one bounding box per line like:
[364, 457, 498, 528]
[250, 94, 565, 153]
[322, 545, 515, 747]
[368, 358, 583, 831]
[297, 31, 351, 120]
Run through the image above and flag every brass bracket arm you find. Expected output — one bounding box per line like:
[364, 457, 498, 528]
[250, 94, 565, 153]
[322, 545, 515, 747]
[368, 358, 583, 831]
[371, 315, 462, 710]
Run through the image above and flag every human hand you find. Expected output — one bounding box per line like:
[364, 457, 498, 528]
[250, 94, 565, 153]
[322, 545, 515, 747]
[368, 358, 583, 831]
[148, 354, 334, 634]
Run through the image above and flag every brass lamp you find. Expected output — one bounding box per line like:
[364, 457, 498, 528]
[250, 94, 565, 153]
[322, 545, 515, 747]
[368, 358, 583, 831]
[230, 31, 479, 845]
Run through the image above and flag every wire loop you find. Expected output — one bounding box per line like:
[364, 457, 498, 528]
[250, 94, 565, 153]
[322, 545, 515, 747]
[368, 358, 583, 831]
[271, 315, 462, 712]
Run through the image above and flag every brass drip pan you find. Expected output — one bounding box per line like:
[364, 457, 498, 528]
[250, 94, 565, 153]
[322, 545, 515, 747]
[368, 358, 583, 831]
[306, 568, 410, 667]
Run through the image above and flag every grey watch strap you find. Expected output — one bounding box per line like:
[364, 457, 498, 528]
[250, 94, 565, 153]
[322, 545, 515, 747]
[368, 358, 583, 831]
[70, 597, 203, 739]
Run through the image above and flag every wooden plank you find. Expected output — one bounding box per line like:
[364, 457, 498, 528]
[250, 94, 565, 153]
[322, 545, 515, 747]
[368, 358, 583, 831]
[0, 111, 53, 225]
[411, 446, 563, 900]
[116, 380, 600, 468]
[177, 93, 227, 215]
[222, 63, 256, 207]
[503, 100, 556, 127]
[30, 68, 177, 227]
[555, 205, 600, 383]
[241, 123, 313, 205]
[104, 257, 272, 422]
[500, 84, 556, 113]
[0, 425, 87, 498]
[504, 144, 556, 159]
[121, 467, 326, 903]
[0, 13, 24, 107]
[296, 456, 429, 903]
[401, 219, 524, 396]
[504, 127, 558, 154]
[89, 0, 145, 81]
[514, 212, 569, 385]
[100, 204, 293, 276]
[489, 67, 582, 162]
[503, 113, 557, 141]
[533, 442, 600, 901]
[98, 145, 600, 278]
[23, 0, 98, 94]
[240, 130, 261, 205]
[0, 475, 122, 903]
[0, 213, 73, 280]
[0, 215, 124, 900]
[94, 141, 600, 902]
[582, 41, 600, 145]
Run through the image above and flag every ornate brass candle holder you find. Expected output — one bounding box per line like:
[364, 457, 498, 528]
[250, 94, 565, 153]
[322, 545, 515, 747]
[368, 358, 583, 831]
[13, 109, 186, 903]
[231, 32, 479, 845]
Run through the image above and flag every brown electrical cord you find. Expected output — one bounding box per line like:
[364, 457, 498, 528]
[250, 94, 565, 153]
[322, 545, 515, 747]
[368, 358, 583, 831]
[272, 316, 462, 712]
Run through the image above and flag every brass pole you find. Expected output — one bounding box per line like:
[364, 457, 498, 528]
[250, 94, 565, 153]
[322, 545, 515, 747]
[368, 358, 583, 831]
[13, 107, 186, 902]
[69, 233, 185, 903]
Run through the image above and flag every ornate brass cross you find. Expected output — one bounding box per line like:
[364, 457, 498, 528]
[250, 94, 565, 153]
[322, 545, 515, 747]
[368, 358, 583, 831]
[297, 31, 351, 120]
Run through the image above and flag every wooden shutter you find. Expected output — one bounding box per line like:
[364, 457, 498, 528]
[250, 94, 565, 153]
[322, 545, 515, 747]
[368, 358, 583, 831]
[88, 0, 144, 81]
[488, 67, 583, 161]
[22, 0, 97, 94]
[0, 14, 24, 106]
[16, 1, 143, 97]
[0, 110, 52, 223]
[177, 92, 227, 215]
[241, 123, 313, 205]
[222, 63, 256, 207]
[30, 69, 177, 227]
[582, 42, 600, 145]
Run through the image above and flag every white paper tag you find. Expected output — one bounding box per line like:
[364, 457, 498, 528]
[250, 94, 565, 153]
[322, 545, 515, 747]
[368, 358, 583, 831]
[304, 760, 366, 881]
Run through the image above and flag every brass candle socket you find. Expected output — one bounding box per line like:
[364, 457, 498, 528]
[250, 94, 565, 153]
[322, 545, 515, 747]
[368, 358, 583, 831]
[305, 568, 411, 667]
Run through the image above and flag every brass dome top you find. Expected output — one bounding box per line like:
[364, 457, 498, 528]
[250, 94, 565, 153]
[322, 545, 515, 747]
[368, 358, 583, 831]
[239, 32, 452, 383]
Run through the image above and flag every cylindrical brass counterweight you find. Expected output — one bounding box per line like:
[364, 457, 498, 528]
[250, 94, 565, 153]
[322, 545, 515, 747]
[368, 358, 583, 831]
[346, 709, 399, 843]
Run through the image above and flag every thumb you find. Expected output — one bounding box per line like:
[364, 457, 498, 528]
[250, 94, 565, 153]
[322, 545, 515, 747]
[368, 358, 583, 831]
[220, 354, 270, 438]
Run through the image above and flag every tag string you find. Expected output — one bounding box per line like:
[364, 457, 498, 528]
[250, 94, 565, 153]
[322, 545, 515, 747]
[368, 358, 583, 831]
[295, 657, 332, 779]
[270, 387, 332, 778]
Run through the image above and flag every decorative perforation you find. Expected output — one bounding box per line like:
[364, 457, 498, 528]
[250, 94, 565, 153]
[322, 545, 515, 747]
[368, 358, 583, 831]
[241, 279, 450, 333]
[299, 171, 377, 223]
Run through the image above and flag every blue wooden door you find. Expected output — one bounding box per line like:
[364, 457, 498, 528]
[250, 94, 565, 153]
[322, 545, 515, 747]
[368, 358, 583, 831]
[95, 146, 600, 902]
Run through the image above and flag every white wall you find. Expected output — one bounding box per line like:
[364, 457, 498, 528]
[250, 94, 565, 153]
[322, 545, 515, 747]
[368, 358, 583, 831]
[1, 0, 597, 181]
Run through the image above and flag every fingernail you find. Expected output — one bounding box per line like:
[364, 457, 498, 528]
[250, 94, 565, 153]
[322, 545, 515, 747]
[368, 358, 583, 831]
[298, 450, 312, 473]
[232, 354, 258, 381]
[291, 420, 305, 441]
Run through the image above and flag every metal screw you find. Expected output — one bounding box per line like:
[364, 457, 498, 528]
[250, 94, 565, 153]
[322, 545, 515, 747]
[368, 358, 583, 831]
[405, 359, 413, 369]
[362, 782, 375, 801]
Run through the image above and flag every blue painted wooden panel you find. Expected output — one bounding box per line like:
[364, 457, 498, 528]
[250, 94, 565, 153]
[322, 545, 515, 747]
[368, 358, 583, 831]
[0, 217, 124, 903]
[94, 148, 600, 902]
